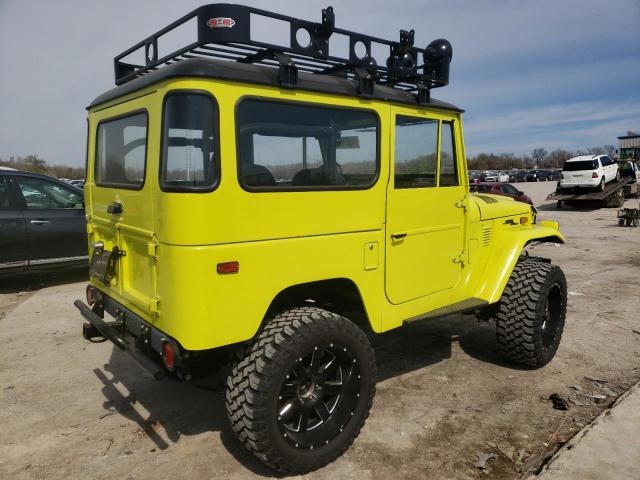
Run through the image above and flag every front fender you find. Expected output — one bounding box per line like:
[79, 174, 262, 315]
[475, 224, 565, 304]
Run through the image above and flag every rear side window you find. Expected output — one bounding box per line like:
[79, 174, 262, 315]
[161, 93, 219, 191]
[236, 99, 379, 190]
[95, 112, 147, 189]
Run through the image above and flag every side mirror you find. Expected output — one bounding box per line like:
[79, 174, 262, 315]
[517, 191, 524, 196]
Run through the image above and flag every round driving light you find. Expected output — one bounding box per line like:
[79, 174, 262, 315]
[520, 216, 529, 225]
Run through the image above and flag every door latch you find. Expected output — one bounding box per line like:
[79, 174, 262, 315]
[452, 253, 465, 266]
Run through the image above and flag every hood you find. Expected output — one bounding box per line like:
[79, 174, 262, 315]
[471, 193, 532, 220]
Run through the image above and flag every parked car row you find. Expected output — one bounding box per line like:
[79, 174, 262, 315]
[0, 168, 87, 276]
[469, 168, 562, 184]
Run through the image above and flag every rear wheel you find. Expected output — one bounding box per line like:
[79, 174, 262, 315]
[599, 177, 605, 191]
[226, 307, 376, 474]
[496, 258, 567, 367]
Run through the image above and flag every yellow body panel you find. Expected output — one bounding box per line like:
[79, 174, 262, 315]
[85, 77, 564, 351]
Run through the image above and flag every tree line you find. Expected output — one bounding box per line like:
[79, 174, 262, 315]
[467, 145, 617, 171]
[0, 155, 84, 179]
[1, 144, 619, 180]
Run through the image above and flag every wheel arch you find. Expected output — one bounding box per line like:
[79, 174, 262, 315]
[476, 225, 565, 304]
[261, 277, 374, 333]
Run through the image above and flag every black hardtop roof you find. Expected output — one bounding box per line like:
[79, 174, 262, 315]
[89, 57, 462, 111]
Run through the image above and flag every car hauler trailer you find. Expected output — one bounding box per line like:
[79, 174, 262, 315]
[549, 175, 638, 208]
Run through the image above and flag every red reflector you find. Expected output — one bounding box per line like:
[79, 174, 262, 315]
[592, 172, 598, 178]
[162, 342, 175, 371]
[217, 261, 239, 274]
[86, 285, 95, 306]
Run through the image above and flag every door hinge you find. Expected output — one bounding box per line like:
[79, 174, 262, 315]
[149, 296, 160, 314]
[147, 238, 158, 258]
[452, 253, 465, 266]
[455, 196, 469, 210]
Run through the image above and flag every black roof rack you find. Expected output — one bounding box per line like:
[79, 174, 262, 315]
[114, 3, 453, 104]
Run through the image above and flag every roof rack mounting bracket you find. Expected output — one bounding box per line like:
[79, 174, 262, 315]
[239, 50, 298, 88]
[353, 67, 374, 97]
[416, 83, 430, 105]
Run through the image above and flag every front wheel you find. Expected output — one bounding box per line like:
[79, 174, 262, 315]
[496, 258, 567, 367]
[226, 307, 376, 474]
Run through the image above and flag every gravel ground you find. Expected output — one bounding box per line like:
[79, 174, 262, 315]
[1, 181, 639, 479]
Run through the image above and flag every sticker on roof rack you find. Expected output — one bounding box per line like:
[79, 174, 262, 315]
[207, 17, 235, 29]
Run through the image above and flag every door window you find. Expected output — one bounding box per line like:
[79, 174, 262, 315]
[439, 121, 459, 186]
[15, 177, 83, 210]
[95, 112, 148, 188]
[394, 116, 438, 188]
[161, 93, 219, 191]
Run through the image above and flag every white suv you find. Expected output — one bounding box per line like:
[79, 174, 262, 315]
[560, 155, 619, 190]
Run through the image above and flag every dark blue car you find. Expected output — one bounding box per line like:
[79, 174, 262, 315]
[0, 168, 87, 275]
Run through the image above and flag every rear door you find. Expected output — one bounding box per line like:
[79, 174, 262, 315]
[89, 107, 157, 314]
[11, 175, 87, 265]
[0, 175, 28, 272]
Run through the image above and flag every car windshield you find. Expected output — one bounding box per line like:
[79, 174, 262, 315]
[563, 160, 597, 171]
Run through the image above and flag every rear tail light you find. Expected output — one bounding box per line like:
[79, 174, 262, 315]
[162, 341, 176, 371]
[592, 172, 598, 178]
[86, 285, 101, 306]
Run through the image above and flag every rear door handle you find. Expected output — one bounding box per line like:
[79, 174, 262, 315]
[30, 219, 51, 225]
[391, 233, 407, 240]
[107, 202, 123, 214]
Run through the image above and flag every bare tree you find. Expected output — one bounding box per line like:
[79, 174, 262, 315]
[530, 148, 548, 167]
[603, 144, 616, 156]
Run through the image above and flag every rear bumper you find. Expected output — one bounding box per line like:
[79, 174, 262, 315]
[74, 294, 170, 380]
[559, 178, 599, 188]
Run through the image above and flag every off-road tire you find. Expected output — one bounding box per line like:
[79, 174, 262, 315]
[496, 258, 567, 367]
[225, 307, 376, 474]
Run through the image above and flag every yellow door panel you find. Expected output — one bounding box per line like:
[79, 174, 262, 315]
[385, 109, 466, 305]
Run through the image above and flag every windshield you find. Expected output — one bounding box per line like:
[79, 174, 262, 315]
[563, 160, 597, 171]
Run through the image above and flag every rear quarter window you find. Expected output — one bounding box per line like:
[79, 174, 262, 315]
[236, 99, 379, 191]
[95, 111, 148, 189]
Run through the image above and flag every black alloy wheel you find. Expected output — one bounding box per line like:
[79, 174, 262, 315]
[277, 341, 361, 450]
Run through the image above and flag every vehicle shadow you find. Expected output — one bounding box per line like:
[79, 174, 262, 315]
[0, 267, 88, 294]
[92, 312, 518, 476]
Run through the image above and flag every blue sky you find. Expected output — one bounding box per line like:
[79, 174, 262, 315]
[0, 0, 638, 165]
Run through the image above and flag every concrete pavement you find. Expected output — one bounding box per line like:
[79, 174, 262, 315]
[536, 382, 640, 480]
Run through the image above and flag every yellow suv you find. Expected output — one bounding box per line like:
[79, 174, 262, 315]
[75, 4, 566, 474]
